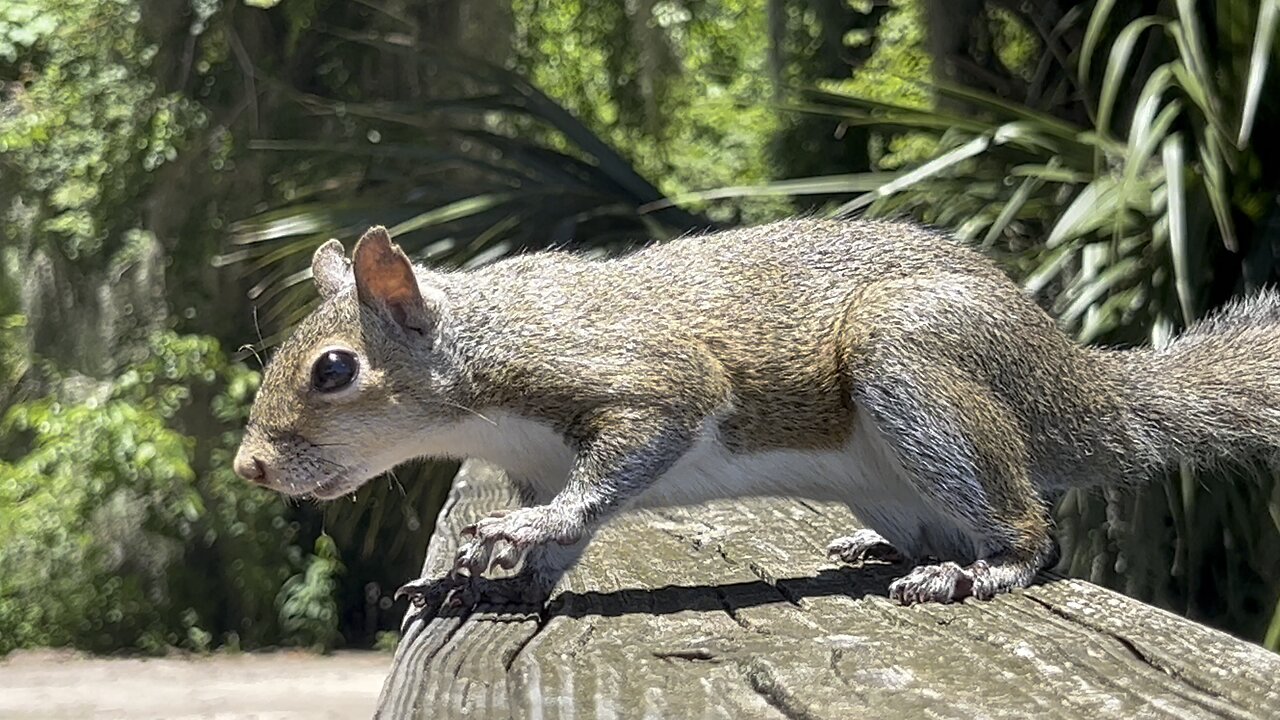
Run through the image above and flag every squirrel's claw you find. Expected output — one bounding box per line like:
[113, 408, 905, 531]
[889, 561, 970, 604]
[450, 506, 580, 581]
[460, 510, 509, 539]
[397, 574, 549, 615]
[394, 575, 464, 618]
[394, 579, 427, 604]
[451, 539, 493, 580]
[397, 514, 575, 619]
[489, 541, 523, 571]
[452, 576, 550, 609]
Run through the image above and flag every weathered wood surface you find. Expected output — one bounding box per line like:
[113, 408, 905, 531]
[375, 461, 1280, 719]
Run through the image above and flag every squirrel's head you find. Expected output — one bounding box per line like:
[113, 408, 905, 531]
[233, 226, 464, 500]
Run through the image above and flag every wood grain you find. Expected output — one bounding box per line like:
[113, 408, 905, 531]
[375, 461, 1280, 719]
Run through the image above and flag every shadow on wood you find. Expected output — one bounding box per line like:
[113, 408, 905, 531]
[375, 461, 1280, 719]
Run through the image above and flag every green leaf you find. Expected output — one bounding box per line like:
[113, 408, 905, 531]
[1098, 17, 1166, 138]
[1022, 245, 1074, 295]
[1008, 164, 1092, 183]
[1173, 0, 1212, 88]
[1059, 256, 1142, 324]
[231, 205, 338, 245]
[1161, 133, 1196, 324]
[1079, 0, 1122, 90]
[1194, 129, 1239, 251]
[640, 173, 901, 212]
[1267, 592, 1280, 652]
[982, 174, 1042, 248]
[387, 195, 512, 237]
[1239, 0, 1280, 146]
[935, 83, 1084, 141]
[834, 135, 991, 216]
[1126, 66, 1177, 152]
[1047, 177, 1121, 247]
[789, 91, 993, 135]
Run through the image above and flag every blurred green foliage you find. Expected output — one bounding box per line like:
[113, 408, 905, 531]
[277, 534, 344, 653]
[0, 0, 334, 653]
[0, 332, 296, 654]
[2, 0, 1278, 656]
[0, 0, 204, 259]
[511, 0, 784, 223]
[822, 0, 937, 169]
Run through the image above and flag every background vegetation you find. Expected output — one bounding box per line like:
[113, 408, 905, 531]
[2, 0, 1277, 654]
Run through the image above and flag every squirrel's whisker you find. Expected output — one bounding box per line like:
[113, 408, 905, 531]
[438, 399, 498, 427]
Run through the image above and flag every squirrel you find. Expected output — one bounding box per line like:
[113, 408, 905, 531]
[234, 219, 1280, 608]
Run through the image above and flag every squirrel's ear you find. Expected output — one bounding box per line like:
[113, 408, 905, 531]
[352, 226, 434, 335]
[311, 239, 351, 300]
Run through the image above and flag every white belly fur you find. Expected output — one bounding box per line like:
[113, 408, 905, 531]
[412, 409, 978, 559]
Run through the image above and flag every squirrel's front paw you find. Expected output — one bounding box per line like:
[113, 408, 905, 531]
[452, 507, 581, 580]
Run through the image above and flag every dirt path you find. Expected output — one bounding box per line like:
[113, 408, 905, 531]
[0, 649, 391, 720]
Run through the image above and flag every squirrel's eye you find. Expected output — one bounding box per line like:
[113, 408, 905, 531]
[311, 350, 359, 393]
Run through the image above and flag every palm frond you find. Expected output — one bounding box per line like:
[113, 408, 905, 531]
[226, 41, 715, 343]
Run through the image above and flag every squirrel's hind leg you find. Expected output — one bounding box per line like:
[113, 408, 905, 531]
[847, 365, 1057, 605]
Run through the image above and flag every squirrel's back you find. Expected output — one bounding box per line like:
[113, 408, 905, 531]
[460, 218, 1005, 329]
[442, 218, 1280, 484]
[442, 219, 1088, 455]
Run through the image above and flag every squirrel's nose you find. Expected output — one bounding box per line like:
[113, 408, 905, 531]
[234, 451, 270, 485]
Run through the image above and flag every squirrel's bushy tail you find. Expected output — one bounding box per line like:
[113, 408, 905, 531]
[1117, 290, 1280, 472]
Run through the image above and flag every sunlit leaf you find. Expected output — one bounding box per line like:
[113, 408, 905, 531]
[1098, 17, 1165, 137]
[387, 195, 513, 237]
[1047, 177, 1121, 247]
[833, 135, 991, 216]
[1239, 0, 1280, 145]
[1194, 130, 1240, 251]
[1080, 0, 1121, 90]
[640, 173, 900, 212]
[1161, 133, 1196, 323]
[982, 174, 1042, 248]
[1058, 256, 1142, 324]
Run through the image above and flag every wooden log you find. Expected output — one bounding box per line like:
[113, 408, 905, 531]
[375, 461, 1280, 719]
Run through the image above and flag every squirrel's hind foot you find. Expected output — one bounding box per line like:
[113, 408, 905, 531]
[826, 529, 906, 565]
[888, 561, 981, 604]
[888, 556, 1038, 605]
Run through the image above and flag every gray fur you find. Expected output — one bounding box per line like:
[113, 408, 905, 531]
[235, 219, 1280, 607]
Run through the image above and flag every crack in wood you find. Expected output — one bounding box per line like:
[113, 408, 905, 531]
[744, 662, 824, 720]
[1023, 594, 1257, 719]
[651, 647, 721, 662]
[714, 585, 755, 631]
